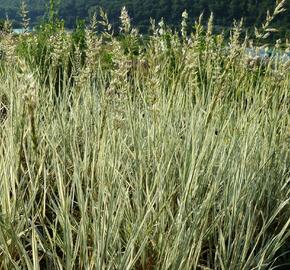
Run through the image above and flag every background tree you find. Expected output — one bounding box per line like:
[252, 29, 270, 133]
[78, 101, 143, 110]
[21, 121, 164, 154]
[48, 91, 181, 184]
[0, 0, 288, 39]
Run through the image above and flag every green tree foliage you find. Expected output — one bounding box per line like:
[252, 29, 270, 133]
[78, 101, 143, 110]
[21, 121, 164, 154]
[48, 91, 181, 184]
[0, 0, 289, 37]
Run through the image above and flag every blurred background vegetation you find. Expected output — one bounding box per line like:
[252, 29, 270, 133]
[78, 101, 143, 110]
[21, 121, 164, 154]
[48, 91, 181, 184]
[0, 0, 289, 39]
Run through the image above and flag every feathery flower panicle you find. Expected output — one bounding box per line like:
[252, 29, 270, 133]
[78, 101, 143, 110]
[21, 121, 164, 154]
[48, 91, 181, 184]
[85, 21, 102, 70]
[181, 10, 188, 40]
[50, 29, 70, 67]
[0, 18, 17, 65]
[72, 44, 82, 77]
[3, 15, 12, 34]
[255, 0, 286, 40]
[89, 12, 98, 32]
[99, 8, 112, 36]
[229, 19, 243, 57]
[74, 14, 103, 90]
[150, 19, 156, 34]
[158, 19, 165, 36]
[157, 19, 168, 52]
[84, 33, 102, 67]
[120, 7, 131, 34]
[20, 0, 30, 34]
[274, 0, 286, 15]
[207, 13, 214, 38]
[192, 13, 204, 43]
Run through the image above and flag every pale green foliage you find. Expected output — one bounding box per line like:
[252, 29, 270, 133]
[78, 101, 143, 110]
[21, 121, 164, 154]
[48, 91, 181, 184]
[0, 7, 289, 270]
[20, 0, 30, 33]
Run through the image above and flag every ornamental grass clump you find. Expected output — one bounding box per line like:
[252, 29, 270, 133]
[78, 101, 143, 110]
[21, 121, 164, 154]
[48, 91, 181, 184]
[0, 2, 289, 269]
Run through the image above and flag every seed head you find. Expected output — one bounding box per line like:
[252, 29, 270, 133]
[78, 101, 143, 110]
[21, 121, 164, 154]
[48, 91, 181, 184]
[120, 7, 131, 34]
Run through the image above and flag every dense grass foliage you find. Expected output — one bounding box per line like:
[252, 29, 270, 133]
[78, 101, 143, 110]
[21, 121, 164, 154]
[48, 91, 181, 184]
[0, 6, 289, 270]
